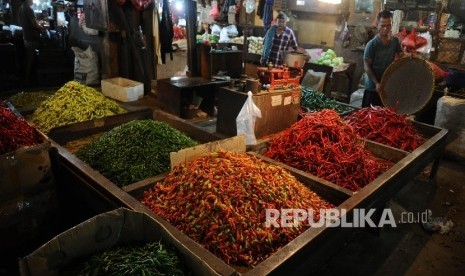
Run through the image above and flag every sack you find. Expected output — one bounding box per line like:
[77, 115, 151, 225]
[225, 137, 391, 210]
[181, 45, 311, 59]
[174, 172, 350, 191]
[72, 46, 99, 85]
[301, 69, 326, 92]
[236, 92, 262, 145]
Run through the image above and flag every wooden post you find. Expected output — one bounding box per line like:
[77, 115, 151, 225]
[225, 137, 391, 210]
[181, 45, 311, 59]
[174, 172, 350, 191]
[185, 0, 198, 77]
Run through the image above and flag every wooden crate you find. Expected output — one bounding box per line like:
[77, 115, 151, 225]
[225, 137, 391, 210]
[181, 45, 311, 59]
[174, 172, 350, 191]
[216, 86, 301, 138]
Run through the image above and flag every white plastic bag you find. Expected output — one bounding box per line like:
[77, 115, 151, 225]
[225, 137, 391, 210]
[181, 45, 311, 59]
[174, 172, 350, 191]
[245, 0, 255, 14]
[236, 91, 262, 145]
[219, 28, 230, 43]
[301, 69, 326, 92]
[72, 46, 99, 85]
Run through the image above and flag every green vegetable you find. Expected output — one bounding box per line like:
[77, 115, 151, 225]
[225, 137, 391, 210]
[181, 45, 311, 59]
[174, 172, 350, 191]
[63, 241, 185, 276]
[76, 120, 198, 186]
[30, 81, 126, 134]
[9, 90, 54, 109]
[300, 86, 353, 114]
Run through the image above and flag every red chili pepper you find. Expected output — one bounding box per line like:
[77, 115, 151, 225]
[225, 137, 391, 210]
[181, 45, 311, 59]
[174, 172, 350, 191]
[266, 109, 392, 191]
[141, 151, 334, 268]
[0, 102, 44, 155]
[345, 107, 425, 151]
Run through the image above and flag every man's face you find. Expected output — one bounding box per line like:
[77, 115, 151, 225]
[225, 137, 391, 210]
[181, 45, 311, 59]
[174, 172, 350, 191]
[378, 17, 392, 38]
[277, 19, 286, 30]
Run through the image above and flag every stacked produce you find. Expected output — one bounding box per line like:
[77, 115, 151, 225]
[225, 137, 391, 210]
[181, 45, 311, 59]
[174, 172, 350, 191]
[247, 36, 264, 54]
[9, 90, 53, 110]
[76, 120, 198, 186]
[142, 151, 334, 267]
[316, 49, 344, 67]
[345, 106, 426, 151]
[0, 102, 44, 155]
[301, 86, 353, 114]
[266, 109, 392, 191]
[30, 81, 126, 134]
[228, 36, 243, 44]
[63, 241, 185, 275]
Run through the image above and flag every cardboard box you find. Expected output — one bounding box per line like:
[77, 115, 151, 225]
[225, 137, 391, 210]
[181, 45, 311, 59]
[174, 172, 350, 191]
[19, 208, 224, 276]
[0, 137, 54, 202]
[101, 77, 144, 102]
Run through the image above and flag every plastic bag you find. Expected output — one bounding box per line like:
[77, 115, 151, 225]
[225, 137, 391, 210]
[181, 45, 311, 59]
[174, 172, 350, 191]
[210, 1, 220, 21]
[401, 29, 427, 53]
[236, 92, 262, 145]
[211, 24, 222, 36]
[416, 32, 432, 54]
[219, 28, 230, 43]
[72, 46, 99, 85]
[245, 0, 255, 14]
[301, 70, 326, 92]
[340, 21, 351, 48]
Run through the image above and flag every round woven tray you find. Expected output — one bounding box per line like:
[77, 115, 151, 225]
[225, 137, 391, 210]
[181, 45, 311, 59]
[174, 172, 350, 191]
[380, 56, 434, 115]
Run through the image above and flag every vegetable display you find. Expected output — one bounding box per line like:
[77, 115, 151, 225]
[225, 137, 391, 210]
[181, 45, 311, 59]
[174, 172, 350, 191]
[9, 90, 54, 110]
[0, 103, 44, 155]
[63, 241, 185, 276]
[345, 106, 426, 152]
[316, 49, 344, 67]
[266, 109, 392, 191]
[30, 81, 126, 134]
[142, 151, 334, 268]
[76, 120, 198, 186]
[301, 86, 354, 114]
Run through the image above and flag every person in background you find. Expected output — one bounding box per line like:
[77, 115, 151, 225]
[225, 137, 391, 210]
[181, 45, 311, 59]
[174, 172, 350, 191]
[260, 13, 298, 68]
[19, 0, 42, 87]
[362, 9, 404, 107]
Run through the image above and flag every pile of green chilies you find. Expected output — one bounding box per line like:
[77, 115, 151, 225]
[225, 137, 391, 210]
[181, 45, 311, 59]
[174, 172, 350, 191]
[345, 106, 425, 151]
[300, 86, 353, 114]
[266, 109, 392, 191]
[142, 150, 334, 268]
[76, 120, 198, 186]
[62, 241, 185, 276]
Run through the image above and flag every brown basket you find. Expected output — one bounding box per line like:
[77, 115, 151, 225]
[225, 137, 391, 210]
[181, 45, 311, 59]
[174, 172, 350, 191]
[436, 39, 465, 64]
[380, 56, 434, 115]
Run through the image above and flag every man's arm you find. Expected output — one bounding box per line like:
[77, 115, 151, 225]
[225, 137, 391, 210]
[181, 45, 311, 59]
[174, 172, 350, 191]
[364, 58, 381, 93]
[289, 29, 298, 50]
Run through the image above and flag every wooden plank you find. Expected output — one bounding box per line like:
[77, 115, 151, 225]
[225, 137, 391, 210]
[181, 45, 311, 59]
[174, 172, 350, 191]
[170, 135, 246, 168]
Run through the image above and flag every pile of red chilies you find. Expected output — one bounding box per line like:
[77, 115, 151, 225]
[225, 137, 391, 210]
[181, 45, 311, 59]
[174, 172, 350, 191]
[0, 103, 44, 155]
[142, 151, 334, 268]
[345, 106, 425, 152]
[266, 109, 392, 191]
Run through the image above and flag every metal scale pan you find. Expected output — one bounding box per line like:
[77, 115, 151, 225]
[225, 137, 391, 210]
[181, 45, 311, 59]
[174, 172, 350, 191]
[380, 56, 434, 115]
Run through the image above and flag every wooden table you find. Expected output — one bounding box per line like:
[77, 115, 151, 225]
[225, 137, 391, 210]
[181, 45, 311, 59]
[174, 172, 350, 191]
[156, 77, 228, 119]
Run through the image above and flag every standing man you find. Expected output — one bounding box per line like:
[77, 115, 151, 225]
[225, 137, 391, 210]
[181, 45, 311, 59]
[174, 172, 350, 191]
[19, 0, 42, 87]
[261, 13, 298, 68]
[363, 9, 403, 107]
